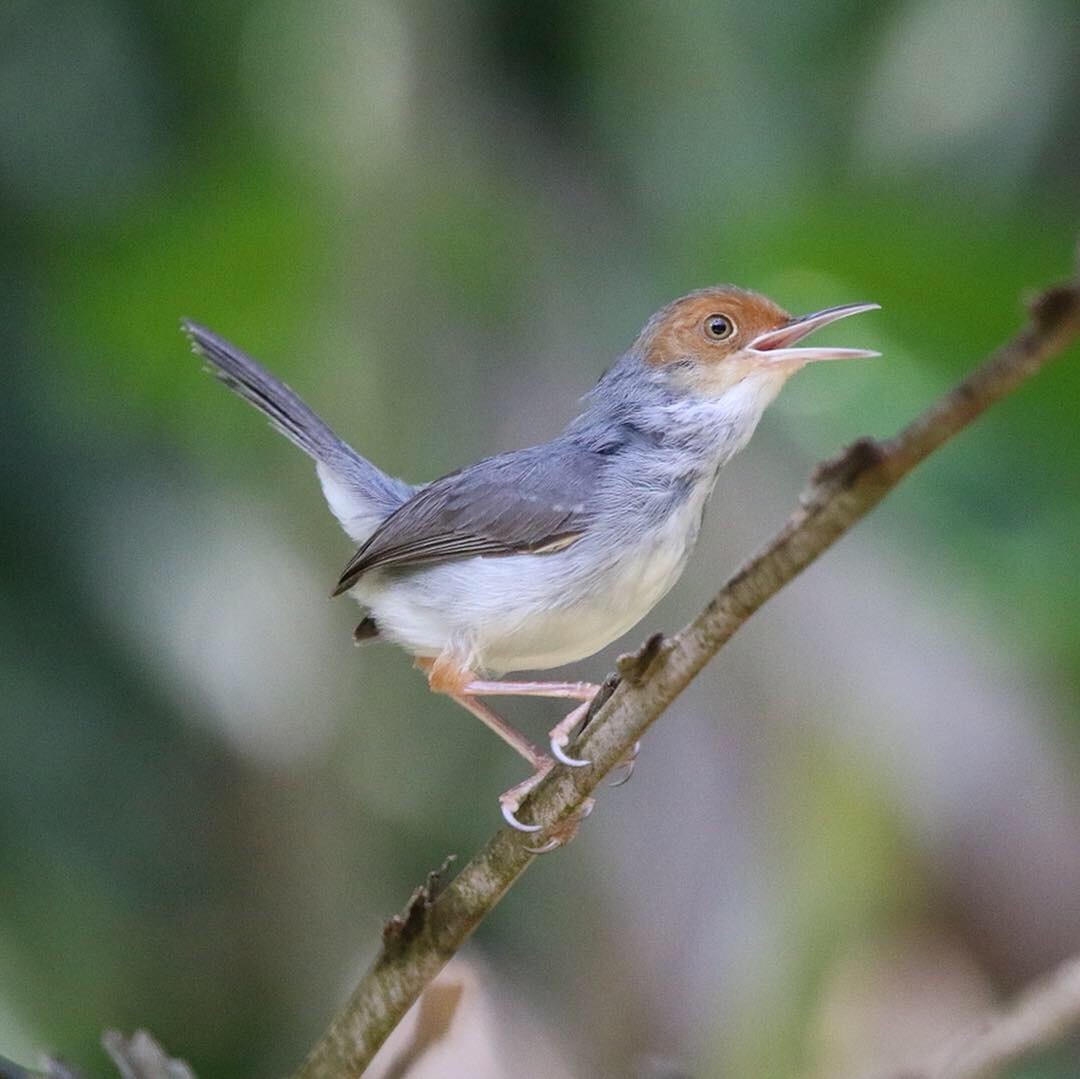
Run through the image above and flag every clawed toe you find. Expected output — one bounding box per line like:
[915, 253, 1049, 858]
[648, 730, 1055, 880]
[501, 800, 543, 832]
[523, 836, 561, 854]
[499, 755, 596, 851]
[547, 699, 593, 769]
[609, 740, 641, 787]
[499, 759, 555, 833]
[551, 732, 591, 768]
[524, 798, 595, 854]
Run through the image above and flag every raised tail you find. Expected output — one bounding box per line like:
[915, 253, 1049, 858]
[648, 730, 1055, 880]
[182, 320, 413, 542]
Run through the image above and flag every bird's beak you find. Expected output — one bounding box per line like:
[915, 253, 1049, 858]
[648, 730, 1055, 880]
[749, 302, 881, 365]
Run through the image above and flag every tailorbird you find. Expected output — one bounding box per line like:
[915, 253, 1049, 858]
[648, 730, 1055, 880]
[183, 287, 878, 843]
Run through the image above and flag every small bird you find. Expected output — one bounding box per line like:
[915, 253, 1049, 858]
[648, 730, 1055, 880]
[183, 287, 878, 841]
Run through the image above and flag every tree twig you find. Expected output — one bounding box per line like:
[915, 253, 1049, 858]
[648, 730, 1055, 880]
[293, 259, 1080, 1078]
[895, 952, 1080, 1079]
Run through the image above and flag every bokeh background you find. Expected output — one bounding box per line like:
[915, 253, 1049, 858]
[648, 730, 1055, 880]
[2, 1, 1079, 1076]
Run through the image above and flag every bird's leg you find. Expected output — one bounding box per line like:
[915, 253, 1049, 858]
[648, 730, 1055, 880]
[418, 657, 546, 764]
[445, 692, 547, 773]
[446, 693, 568, 834]
[459, 679, 599, 701]
[459, 678, 640, 780]
[449, 695, 597, 841]
[456, 679, 600, 768]
[412, 652, 600, 838]
[418, 656, 575, 836]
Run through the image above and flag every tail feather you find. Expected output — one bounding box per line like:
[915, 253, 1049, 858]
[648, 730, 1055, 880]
[182, 319, 412, 541]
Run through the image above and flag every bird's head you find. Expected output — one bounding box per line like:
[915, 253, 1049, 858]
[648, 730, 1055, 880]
[635, 285, 879, 404]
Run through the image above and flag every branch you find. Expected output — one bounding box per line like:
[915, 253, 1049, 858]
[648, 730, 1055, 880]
[293, 260, 1080, 1078]
[898, 952, 1080, 1079]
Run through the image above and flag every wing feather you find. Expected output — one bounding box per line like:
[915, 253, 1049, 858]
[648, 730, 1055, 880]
[331, 444, 596, 595]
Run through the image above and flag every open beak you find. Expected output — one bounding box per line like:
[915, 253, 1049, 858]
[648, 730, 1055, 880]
[749, 302, 881, 365]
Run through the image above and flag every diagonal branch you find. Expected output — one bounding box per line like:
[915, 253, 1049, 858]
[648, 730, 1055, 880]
[293, 259, 1080, 1079]
[939, 954, 1080, 1078]
[890, 952, 1080, 1079]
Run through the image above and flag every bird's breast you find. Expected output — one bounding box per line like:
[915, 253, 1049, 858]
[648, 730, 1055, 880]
[484, 480, 710, 670]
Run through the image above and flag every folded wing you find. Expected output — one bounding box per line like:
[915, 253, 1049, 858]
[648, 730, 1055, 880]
[332, 444, 596, 594]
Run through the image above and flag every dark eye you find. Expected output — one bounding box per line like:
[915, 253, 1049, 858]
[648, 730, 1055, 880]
[704, 314, 735, 340]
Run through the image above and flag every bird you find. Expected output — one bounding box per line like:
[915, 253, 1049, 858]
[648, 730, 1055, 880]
[183, 286, 878, 845]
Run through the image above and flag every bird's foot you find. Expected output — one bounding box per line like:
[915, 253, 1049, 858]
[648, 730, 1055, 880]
[499, 760, 595, 853]
[548, 699, 642, 787]
[548, 699, 595, 768]
[499, 759, 555, 833]
[524, 798, 595, 854]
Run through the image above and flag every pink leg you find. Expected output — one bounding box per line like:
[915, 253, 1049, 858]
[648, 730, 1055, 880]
[460, 679, 600, 768]
[418, 657, 599, 839]
[460, 679, 599, 701]
[448, 693, 546, 768]
[446, 693, 553, 833]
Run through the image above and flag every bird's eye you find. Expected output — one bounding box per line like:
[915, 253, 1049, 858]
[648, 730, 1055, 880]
[704, 314, 735, 341]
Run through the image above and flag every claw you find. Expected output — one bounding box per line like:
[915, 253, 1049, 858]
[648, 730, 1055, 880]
[498, 759, 553, 833]
[501, 799, 543, 833]
[551, 733, 591, 768]
[524, 798, 595, 854]
[548, 699, 593, 768]
[524, 837, 562, 855]
[609, 740, 641, 787]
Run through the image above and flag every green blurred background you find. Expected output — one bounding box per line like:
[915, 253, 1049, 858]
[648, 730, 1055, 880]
[2, 1, 1079, 1076]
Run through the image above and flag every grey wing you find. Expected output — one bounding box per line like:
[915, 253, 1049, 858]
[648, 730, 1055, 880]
[331, 444, 597, 595]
